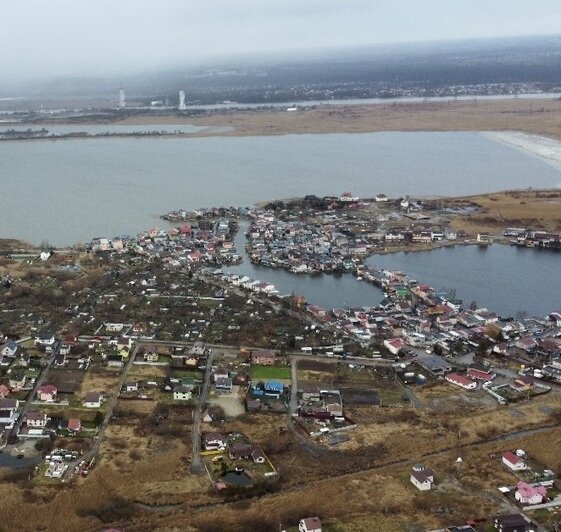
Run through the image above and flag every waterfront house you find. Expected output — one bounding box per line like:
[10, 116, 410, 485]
[515, 337, 538, 353]
[476, 232, 491, 244]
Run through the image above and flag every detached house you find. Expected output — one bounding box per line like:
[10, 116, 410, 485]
[173, 385, 193, 401]
[202, 432, 227, 451]
[67, 418, 81, 432]
[25, 412, 48, 428]
[251, 350, 277, 365]
[515, 482, 547, 505]
[35, 333, 56, 347]
[502, 451, 527, 471]
[9, 373, 27, 391]
[37, 384, 57, 402]
[1, 340, 18, 358]
[410, 466, 434, 491]
[445, 373, 476, 390]
[299, 517, 322, 532]
[494, 513, 536, 532]
[83, 392, 102, 408]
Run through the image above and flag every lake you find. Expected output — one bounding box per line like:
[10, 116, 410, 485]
[2, 131, 561, 246]
[366, 245, 561, 318]
[226, 221, 385, 310]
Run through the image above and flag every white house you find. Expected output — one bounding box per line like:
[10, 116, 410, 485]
[410, 466, 434, 491]
[445, 373, 477, 390]
[1, 340, 18, 358]
[0, 403, 18, 425]
[502, 451, 527, 471]
[383, 338, 404, 356]
[124, 382, 138, 393]
[299, 517, 322, 532]
[173, 385, 193, 401]
[35, 333, 56, 346]
[83, 391, 102, 408]
[25, 412, 48, 428]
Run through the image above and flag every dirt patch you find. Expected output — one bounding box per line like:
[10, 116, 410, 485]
[208, 386, 246, 418]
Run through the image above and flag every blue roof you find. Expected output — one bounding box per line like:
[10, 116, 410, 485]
[264, 380, 284, 392]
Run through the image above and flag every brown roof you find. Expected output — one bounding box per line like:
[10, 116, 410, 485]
[301, 517, 322, 530]
[67, 418, 81, 431]
[25, 411, 47, 421]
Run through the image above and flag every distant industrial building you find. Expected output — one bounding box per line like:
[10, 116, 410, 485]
[119, 88, 126, 109]
[179, 89, 187, 110]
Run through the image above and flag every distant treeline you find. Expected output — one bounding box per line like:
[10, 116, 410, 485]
[0, 129, 191, 141]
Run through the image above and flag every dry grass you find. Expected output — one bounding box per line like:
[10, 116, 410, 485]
[78, 367, 120, 398]
[451, 189, 561, 234]
[112, 98, 561, 141]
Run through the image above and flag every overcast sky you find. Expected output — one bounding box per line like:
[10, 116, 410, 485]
[3, 0, 561, 80]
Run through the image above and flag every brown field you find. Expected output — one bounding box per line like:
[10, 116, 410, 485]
[127, 364, 168, 380]
[450, 189, 561, 234]
[112, 97, 561, 141]
[2, 399, 561, 531]
[78, 366, 121, 398]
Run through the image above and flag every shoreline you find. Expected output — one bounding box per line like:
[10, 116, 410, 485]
[2, 97, 561, 141]
[482, 131, 561, 174]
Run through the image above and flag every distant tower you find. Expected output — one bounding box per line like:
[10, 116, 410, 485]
[178, 89, 187, 110]
[119, 88, 126, 109]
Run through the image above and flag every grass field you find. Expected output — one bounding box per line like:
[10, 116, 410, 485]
[250, 364, 291, 380]
[450, 189, 561, 234]
[117, 98, 561, 142]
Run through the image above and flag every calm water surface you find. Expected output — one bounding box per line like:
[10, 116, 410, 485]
[2, 131, 561, 246]
[366, 245, 561, 318]
[2, 129, 560, 313]
[226, 221, 384, 310]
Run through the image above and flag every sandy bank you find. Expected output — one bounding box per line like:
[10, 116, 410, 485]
[483, 131, 561, 174]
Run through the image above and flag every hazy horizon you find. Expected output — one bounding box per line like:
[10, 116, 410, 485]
[3, 0, 561, 83]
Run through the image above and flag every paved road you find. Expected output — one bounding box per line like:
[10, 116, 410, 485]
[190, 349, 215, 475]
[8, 342, 60, 442]
[65, 345, 139, 479]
